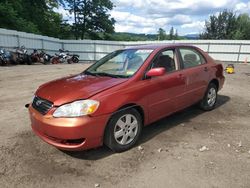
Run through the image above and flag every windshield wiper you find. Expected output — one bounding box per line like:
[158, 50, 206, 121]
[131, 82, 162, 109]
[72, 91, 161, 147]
[84, 71, 128, 78]
[94, 72, 121, 78]
[84, 70, 99, 77]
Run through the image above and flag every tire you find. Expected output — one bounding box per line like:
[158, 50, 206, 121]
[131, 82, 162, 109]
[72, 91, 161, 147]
[26, 56, 33, 65]
[73, 57, 79, 63]
[0, 60, 4, 66]
[104, 108, 142, 152]
[199, 83, 218, 111]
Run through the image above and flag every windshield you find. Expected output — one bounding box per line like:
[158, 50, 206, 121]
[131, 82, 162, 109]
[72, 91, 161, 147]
[84, 49, 153, 78]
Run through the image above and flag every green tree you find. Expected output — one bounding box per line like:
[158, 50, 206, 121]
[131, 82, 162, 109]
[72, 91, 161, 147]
[157, 28, 167, 40]
[169, 26, 174, 40]
[20, 0, 66, 38]
[65, 0, 115, 39]
[174, 29, 178, 40]
[0, 1, 39, 33]
[233, 13, 250, 39]
[0, 0, 69, 38]
[200, 10, 237, 39]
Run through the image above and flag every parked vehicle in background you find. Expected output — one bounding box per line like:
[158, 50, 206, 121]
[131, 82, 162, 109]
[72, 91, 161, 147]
[0, 48, 13, 66]
[51, 49, 69, 64]
[0, 48, 6, 66]
[51, 49, 79, 64]
[40, 50, 52, 64]
[30, 49, 52, 64]
[27, 44, 225, 152]
[14, 46, 31, 65]
[67, 54, 79, 64]
[30, 49, 40, 64]
[0, 46, 55, 66]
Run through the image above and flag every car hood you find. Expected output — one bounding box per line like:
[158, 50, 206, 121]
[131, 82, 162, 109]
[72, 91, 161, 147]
[36, 74, 128, 106]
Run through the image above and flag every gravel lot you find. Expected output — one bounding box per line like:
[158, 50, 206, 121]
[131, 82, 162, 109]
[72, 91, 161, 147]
[0, 63, 250, 188]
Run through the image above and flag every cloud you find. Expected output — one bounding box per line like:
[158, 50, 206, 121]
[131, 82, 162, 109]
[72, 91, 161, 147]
[111, 10, 193, 33]
[111, 0, 247, 34]
[113, 0, 239, 16]
[54, 0, 250, 35]
[235, 2, 250, 13]
[181, 21, 205, 29]
[180, 21, 205, 35]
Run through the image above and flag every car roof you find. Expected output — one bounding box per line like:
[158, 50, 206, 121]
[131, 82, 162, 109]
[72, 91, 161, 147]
[125, 43, 195, 50]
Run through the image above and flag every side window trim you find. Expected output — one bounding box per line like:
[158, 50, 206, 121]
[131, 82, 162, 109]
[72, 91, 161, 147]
[176, 48, 185, 70]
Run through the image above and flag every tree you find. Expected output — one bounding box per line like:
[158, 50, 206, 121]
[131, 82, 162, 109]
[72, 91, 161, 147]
[200, 10, 237, 39]
[65, 0, 115, 39]
[157, 28, 167, 40]
[233, 14, 250, 40]
[0, 1, 39, 33]
[200, 10, 250, 40]
[169, 26, 174, 40]
[0, 0, 68, 38]
[174, 29, 178, 40]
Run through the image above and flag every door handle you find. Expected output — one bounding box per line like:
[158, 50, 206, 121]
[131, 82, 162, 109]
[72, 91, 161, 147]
[178, 74, 183, 77]
[178, 74, 185, 79]
[204, 67, 208, 72]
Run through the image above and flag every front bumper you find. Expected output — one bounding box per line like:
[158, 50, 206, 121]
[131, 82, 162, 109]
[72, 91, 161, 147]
[29, 106, 110, 151]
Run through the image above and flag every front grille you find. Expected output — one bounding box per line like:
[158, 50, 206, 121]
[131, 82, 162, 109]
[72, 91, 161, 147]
[32, 96, 53, 115]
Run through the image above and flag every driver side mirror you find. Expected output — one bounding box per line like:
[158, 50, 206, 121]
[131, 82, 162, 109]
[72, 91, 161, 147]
[146, 67, 166, 78]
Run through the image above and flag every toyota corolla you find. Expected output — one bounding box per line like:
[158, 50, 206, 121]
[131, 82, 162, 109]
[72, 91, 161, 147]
[27, 44, 225, 152]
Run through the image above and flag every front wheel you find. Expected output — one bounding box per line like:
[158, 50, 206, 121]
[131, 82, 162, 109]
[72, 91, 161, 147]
[199, 83, 218, 111]
[104, 108, 142, 152]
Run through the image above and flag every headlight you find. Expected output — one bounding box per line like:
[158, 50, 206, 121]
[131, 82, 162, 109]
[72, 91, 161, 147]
[53, 100, 99, 118]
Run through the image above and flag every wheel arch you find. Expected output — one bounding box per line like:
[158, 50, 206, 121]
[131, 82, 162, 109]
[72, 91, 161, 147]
[117, 103, 145, 125]
[108, 103, 145, 126]
[209, 79, 219, 90]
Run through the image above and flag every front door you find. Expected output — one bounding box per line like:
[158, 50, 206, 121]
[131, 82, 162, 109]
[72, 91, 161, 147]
[143, 48, 187, 123]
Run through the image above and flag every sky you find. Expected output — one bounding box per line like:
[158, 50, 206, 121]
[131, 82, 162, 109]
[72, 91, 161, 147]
[57, 0, 250, 35]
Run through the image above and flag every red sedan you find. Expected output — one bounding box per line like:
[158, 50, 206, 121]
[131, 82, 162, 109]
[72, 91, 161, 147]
[28, 44, 225, 152]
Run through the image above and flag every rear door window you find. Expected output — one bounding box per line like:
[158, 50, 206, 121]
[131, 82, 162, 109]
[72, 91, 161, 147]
[179, 48, 206, 69]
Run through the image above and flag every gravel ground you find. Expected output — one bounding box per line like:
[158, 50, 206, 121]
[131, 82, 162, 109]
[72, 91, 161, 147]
[0, 63, 250, 188]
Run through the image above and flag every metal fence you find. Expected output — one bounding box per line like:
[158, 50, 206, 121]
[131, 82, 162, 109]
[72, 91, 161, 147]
[1, 28, 250, 62]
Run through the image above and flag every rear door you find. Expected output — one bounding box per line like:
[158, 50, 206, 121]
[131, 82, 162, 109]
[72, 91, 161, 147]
[177, 47, 210, 107]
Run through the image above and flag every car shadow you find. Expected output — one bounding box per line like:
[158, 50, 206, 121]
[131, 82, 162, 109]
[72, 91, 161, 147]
[62, 94, 230, 160]
[139, 94, 230, 144]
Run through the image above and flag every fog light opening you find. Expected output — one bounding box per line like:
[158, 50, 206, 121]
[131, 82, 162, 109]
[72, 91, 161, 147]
[62, 138, 85, 145]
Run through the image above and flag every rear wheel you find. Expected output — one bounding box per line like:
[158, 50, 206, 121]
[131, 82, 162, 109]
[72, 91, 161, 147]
[199, 83, 218, 111]
[73, 57, 79, 63]
[104, 108, 142, 152]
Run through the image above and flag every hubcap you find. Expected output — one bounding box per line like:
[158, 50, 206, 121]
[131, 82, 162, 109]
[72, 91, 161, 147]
[114, 114, 138, 145]
[207, 87, 217, 106]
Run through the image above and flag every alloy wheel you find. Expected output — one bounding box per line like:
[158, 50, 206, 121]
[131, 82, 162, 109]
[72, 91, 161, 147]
[207, 87, 217, 107]
[114, 114, 138, 145]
